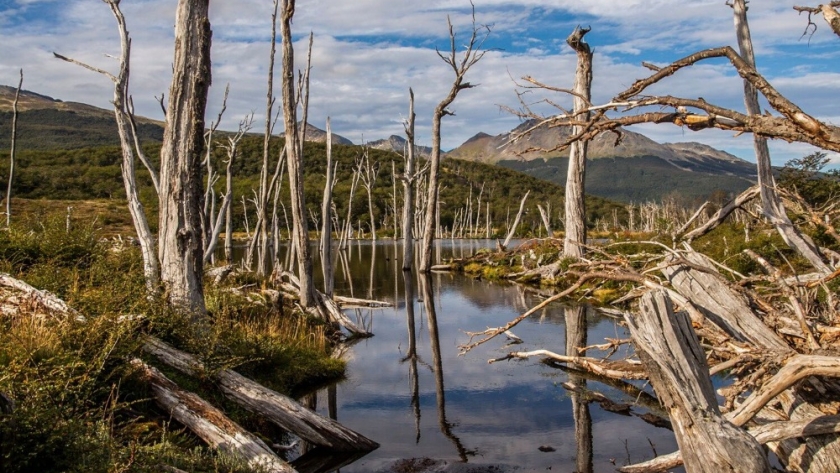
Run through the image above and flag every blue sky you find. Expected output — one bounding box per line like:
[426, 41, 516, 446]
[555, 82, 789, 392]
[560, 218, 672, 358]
[1, 0, 838, 167]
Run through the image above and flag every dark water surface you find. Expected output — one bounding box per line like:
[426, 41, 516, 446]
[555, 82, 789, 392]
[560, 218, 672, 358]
[284, 240, 678, 473]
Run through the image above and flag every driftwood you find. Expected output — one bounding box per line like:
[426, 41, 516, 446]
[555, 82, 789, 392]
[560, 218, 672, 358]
[142, 337, 378, 452]
[662, 250, 790, 351]
[130, 358, 295, 473]
[0, 273, 85, 322]
[332, 295, 392, 308]
[488, 349, 646, 380]
[278, 271, 372, 337]
[625, 291, 771, 473]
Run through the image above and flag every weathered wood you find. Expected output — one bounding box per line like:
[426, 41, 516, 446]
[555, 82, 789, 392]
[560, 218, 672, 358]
[158, 0, 211, 314]
[280, 0, 315, 306]
[420, 6, 487, 272]
[729, 354, 840, 426]
[662, 250, 790, 351]
[732, 0, 831, 274]
[563, 26, 592, 259]
[501, 190, 530, 250]
[130, 358, 295, 473]
[488, 349, 646, 380]
[625, 290, 771, 473]
[143, 337, 378, 451]
[682, 185, 758, 242]
[401, 88, 417, 270]
[5, 69, 22, 227]
[332, 295, 391, 308]
[320, 117, 335, 296]
[0, 273, 85, 322]
[621, 413, 840, 473]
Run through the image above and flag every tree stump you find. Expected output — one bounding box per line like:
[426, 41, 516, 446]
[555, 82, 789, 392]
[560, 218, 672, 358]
[626, 291, 771, 473]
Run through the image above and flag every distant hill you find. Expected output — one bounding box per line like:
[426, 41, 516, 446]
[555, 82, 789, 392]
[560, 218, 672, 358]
[367, 135, 434, 158]
[0, 85, 164, 150]
[280, 122, 354, 146]
[448, 119, 757, 202]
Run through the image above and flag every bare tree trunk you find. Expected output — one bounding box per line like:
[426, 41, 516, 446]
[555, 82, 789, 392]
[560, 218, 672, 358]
[626, 291, 771, 473]
[732, 0, 830, 273]
[208, 114, 252, 264]
[537, 203, 553, 237]
[501, 190, 530, 250]
[359, 147, 380, 241]
[54, 1, 160, 294]
[320, 118, 335, 296]
[5, 69, 21, 228]
[402, 89, 417, 270]
[420, 8, 488, 272]
[257, 0, 280, 276]
[563, 26, 592, 259]
[158, 0, 212, 315]
[280, 0, 314, 307]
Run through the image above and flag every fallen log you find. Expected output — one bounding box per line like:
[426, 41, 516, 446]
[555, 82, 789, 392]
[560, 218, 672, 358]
[130, 358, 295, 473]
[332, 295, 392, 308]
[625, 290, 771, 472]
[143, 336, 378, 452]
[0, 272, 85, 322]
[619, 413, 840, 473]
[662, 249, 790, 352]
[488, 349, 646, 380]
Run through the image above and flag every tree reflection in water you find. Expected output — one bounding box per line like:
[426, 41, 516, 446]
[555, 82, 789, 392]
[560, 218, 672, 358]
[565, 305, 593, 473]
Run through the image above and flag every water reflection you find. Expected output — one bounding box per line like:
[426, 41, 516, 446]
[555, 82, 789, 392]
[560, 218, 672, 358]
[278, 240, 677, 472]
[565, 306, 593, 473]
[419, 272, 475, 462]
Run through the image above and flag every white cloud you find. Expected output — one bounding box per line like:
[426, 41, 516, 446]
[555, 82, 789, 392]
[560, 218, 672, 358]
[0, 0, 837, 167]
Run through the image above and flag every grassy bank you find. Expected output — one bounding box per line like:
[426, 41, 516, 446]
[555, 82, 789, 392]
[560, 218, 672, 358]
[0, 211, 343, 472]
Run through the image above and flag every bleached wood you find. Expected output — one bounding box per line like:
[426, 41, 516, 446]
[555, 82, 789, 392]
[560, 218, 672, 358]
[501, 190, 530, 250]
[158, 0, 212, 314]
[131, 358, 296, 473]
[142, 337, 378, 451]
[661, 250, 790, 351]
[563, 26, 592, 259]
[626, 290, 771, 473]
[320, 117, 335, 296]
[280, 0, 315, 307]
[5, 69, 21, 227]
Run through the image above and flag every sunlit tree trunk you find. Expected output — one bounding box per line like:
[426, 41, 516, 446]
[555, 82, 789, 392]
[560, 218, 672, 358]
[563, 26, 592, 259]
[280, 0, 315, 307]
[4, 69, 22, 228]
[730, 0, 829, 273]
[158, 0, 212, 315]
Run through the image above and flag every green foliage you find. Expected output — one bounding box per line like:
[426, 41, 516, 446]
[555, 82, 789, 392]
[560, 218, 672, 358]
[0, 213, 344, 472]
[778, 151, 840, 208]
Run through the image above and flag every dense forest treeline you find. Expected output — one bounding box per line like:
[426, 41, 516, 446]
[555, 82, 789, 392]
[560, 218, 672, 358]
[0, 135, 625, 237]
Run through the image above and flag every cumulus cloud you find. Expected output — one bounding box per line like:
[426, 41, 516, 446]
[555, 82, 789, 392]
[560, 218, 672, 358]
[0, 0, 837, 166]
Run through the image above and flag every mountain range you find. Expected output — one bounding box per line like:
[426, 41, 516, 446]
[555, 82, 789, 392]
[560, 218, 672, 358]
[0, 85, 758, 202]
[446, 120, 757, 202]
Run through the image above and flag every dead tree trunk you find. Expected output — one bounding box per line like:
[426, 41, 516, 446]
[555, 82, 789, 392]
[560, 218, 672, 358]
[732, 0, 830, 274]
[358, 147, 380, 241]
[662, 249, 790, 351]
[280, 0, 314, 307]
[4, 69, 21, 228]
[401, 88, 417, 270]
[420, 7, 488, 272]
[320, 118, 335, 296]
[501, 190, 530, 250]
[131, 358, 295, 473]
[54, 1, 161, 294]
[563, 26, 592, 259]
[158, 0, 211, 315]
[537, 203, 553, 237]
[255, 0, 280, 276]
[143, 337, 378, 451]
[625, 291, 771, 473]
